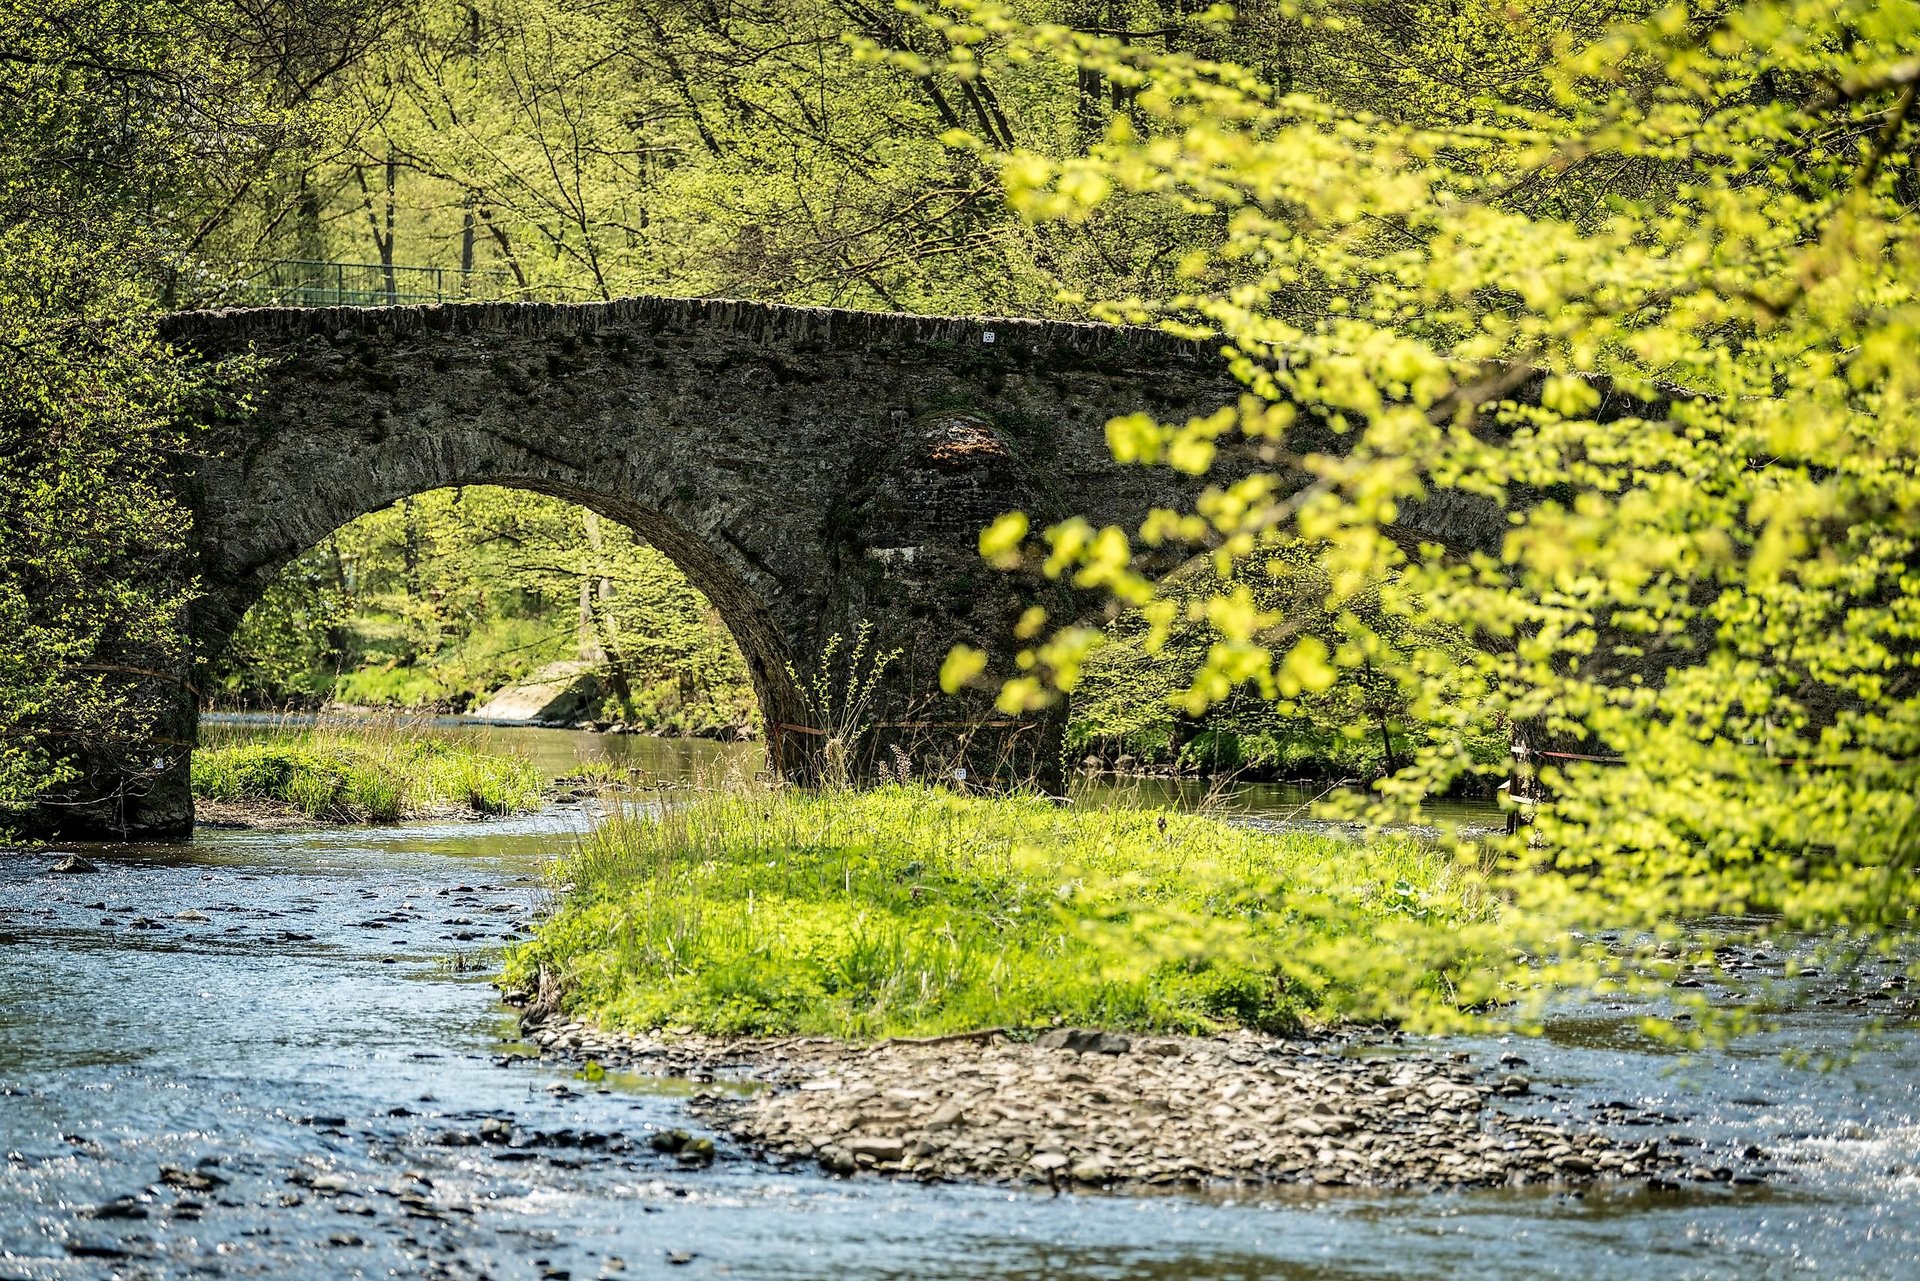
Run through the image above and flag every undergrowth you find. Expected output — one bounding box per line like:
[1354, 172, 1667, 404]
[505, 786, 1520, 1039]
[193, 725, 543, 821]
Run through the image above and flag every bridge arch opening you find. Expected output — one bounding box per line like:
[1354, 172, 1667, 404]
[199, 481, 802, 772]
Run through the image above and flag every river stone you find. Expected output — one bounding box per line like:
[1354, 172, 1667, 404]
[84, 1198, 148, 1220]
[1036, 1028, 1132, 1055]
[531, 1012, 1719, 1192]
[1070, 1159, 1110, 1183]
[158, 1165, 227, 1191]
[845, 1136, 905, 1163]
[648, 1129, 693, 1154]
[51, 855, 100, 874]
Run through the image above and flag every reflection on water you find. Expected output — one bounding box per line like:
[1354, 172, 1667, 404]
[0, 730, 1913, 1279]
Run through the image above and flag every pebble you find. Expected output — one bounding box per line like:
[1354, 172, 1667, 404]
[159, 1165, 228, 1191]
[83, 1198, 148, 1221]
[1035, 1028, 1133, 1055]
[846, 1136, 906, 1163]
[517, 1012, 1727, 1192]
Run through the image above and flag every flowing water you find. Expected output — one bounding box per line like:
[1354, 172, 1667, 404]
[3, 730, 1917, 1279]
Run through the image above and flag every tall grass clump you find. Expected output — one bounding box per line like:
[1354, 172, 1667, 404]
[506, 787, 1524, 1039]
[194, 723, 542, 822]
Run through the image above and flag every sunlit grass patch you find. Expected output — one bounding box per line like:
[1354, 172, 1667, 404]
[193, 724, 543, 822]
[506, 786, 1519, 1039]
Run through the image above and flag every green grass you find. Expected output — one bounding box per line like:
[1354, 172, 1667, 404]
[506, 786, 1520, 1039]
[194, 727, 543, 822]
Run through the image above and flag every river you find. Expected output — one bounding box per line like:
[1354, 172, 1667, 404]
[2, 729, 1917, 1278]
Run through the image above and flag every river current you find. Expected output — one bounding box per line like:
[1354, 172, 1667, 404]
[3, 729, 1917, 1279]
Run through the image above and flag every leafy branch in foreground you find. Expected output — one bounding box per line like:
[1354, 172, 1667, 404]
[927, 0, 1920, 964]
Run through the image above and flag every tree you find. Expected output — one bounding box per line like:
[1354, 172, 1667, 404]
[930, 0, 1920, 970]
[174, 0, 1326, 315]
[1, 0, 387, 830]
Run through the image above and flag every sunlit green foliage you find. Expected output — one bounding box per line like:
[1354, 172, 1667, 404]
[194, 724, 542, 821]
[11, 0, 1914, 1039]
[1070, 547, 1509, 778]
[181, 0, 1303, 314]
[506, 786, 1507, 1037]
[922, 0, 1920, 952]
[0, 0, 284, 819]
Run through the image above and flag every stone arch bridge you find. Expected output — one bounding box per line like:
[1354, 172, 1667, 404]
[62, 295, 1508, 837]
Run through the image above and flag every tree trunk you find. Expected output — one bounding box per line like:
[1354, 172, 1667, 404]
[381, 150, 399, 303]
[1505, 719, 1537, 836]
[399, 496, 422, 665]
[579, 511, 635, 720]
[460, 193, 477, 297]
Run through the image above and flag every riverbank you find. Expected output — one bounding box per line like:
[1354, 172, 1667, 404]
[193, 728, 543, 824]
[497, 783, 1762, 1192]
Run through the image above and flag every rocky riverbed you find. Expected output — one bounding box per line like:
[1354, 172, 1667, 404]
[13, 795, 1920, 1279]
[516, 1015, 1770, 1192]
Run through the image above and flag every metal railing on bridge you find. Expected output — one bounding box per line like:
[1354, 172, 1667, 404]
[168, 259, 543, 309]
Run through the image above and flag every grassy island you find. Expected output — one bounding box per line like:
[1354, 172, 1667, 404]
[507, 787, 1515, 1039]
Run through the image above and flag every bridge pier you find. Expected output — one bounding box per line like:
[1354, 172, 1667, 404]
[19, 679, 198, 841]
